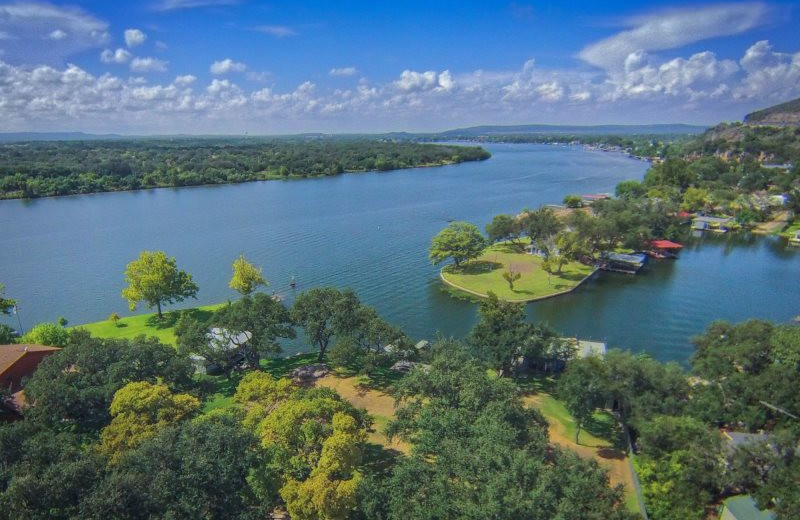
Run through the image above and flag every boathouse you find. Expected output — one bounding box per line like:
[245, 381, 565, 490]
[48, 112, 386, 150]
[692, 215, 732, 232]
[600, 252, 647, 274]
[648, 240, 684, 258]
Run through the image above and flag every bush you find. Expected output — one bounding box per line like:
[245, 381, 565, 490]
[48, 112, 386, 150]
[563, 194, 583, 208]
[20, 322, 69, 347]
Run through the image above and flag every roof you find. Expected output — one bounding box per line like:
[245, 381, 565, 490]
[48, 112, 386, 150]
[722, 495, 776, 520]
[0, 344, 61, 378]
[576, 340, 607, 358]
[582, 193, 610, 200]
[724, 431, 769, 449]
[650, 240, 684, 249]
[605, 252, 647, 264]
[206, 328, 252, 352]
[693, 215, 731, 224]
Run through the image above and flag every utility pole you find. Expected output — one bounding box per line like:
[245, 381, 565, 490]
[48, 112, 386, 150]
[13, 304, 23, 336]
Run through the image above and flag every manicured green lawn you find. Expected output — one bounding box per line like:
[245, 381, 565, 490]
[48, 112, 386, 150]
[780, 220, 800, 239]
[72, 304, 224, 346]
[441, 241, 595, 302]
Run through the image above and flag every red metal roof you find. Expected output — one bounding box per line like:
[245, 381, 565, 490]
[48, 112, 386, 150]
[650, 240, 684, 249]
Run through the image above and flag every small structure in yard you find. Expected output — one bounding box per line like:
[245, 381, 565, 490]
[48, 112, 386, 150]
[723, 430, 770, 454]
[575, 339, 607, 359]
[390, 360, 418, 373]
[693, 215, 732, 233]
[581, 193, 610, 204]
[788, 231, 800, 246]
[291, 364, 330, 385]
[719, 495, 775, 520]
[647, 240, 684, 259]
[1, 344, 61, 421]
[599, 252, 647, 274]
[191, 328, 253, 374]
[524, 243, 549, 257]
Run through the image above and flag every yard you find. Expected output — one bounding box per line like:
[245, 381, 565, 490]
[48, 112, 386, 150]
[441, 241, 595, 302]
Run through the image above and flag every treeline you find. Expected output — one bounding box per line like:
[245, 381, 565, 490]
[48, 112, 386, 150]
[558, 320, 800, 520]
[0, 290, 637, 520]
[0, 138, 490, 199]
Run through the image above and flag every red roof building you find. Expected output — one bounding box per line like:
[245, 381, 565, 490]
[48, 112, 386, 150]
[1, 344, 61, 421]
[650, 240, 684, 250]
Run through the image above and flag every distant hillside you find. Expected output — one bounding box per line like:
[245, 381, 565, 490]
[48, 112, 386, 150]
[0, 132, 128, 142]
[744, 97, 800, 126]
[439, 123, 708, 136]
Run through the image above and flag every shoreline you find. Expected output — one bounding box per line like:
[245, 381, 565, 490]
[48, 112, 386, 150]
[440, 266, 599, 303]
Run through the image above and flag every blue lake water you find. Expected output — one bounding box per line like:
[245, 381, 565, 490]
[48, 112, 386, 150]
[1, 143, 798, 363]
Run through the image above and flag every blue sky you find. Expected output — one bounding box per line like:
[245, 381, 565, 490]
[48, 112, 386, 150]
[0, 0, 798, 133]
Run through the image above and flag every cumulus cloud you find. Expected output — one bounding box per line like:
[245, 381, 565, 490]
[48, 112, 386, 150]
[130, 57, 168, 73]
[329, 67, 357, 76]
[1, 39, 799, 133]
[100, 48, 132, 64]
[0, 2, 109, 62]
[580, 3, 769, 71]
[124, 28, 147, 48]
[210, 58, 247, 75]
[254, 25, 297, 37]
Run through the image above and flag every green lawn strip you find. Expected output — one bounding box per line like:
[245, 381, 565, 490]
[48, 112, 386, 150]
[72, 304, 225, 346]
[441, 241, 594, 302]
[533, 393, 616, 448]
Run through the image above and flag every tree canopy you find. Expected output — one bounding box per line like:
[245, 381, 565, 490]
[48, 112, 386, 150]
[121, 251, 198, 319]
[429, 221, 486, 268]
[229, 254, 267, 296]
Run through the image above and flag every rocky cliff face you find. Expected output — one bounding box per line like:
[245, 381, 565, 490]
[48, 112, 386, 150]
[744, 98, 800, 126]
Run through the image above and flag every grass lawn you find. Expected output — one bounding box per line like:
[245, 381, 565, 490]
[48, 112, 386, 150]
[72, 304, 225, 346]
[779, 220, 800, 239]
[441, 241, 595, 302]
[520, 374, 640, 513]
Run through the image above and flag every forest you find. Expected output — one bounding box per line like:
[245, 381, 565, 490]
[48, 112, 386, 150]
[0, 138, 490, 199]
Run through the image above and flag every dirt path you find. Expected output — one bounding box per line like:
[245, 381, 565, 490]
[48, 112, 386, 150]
[753, 210, 792, 234]
[523, 394, 635, 497]
[314, 375, 409, 453]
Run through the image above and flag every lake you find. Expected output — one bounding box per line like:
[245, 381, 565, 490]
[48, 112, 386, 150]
[1, 143, 798, 363]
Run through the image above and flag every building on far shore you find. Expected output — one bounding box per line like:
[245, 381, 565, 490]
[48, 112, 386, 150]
[1, 344, 61, 421]
[720, 495, 775, 520]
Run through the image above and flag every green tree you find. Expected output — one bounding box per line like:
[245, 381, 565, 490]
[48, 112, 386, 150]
[0, 282, 15, 315]
[615, 180, 646, 199]
[485, 214, 523, 249]
[557, 356, 608, 444]
[229, 254, 268, 296]
[23, 331, 194, 433]
[290, 287, 359, 362]
[681, 186, 710, 212]
[98, 381, 200, 464]
[108, 312, 121, 326]
[501, 269, 521, 290]
[84, 411, 269, 520]
[468, 292, 545, 377]
[563, 194, 583, 208]
[519, 207, 563, 244]
[281, 413, 366, 520]
[428, 221, 486, 269]
[121, 251, 199, 320]
[20, 322, 69, 346]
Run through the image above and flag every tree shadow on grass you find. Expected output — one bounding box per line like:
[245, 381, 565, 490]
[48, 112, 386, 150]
[449, 260, 503, 275]
[145, 307, 218, 330]
[583, 412, 627, 451]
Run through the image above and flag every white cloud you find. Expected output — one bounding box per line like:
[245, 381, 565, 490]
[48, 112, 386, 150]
[124, 28, 147, 48]
[580, 3, 769, 71]
[210, 58, 247, 75]
[254, 25, 297, 37]
[329, 67, 357, 76]
[130, 57, 168, 73]
[48, 29, 67, 40]
[100, 48, 132, 64]
[0, 2, 109, 62]
[153, 0, 240, 11]
[1, 39, 799, 133]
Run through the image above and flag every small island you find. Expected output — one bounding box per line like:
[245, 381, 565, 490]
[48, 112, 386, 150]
[440, 240, 595, 302]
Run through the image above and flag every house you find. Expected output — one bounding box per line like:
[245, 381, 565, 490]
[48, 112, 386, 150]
[191, 328, 253, 374]
[720, 495, 775, 520]
[723, 430, 770, 454]
[576, 339, 607, 358]
[692, 215, 732, 232]
[581, 193, 610, 204]
[525, 243, 551, 257]
[1, 344, 61, 421]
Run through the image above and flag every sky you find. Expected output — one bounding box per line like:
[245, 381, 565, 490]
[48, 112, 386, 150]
[0, 0, 798, 134]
